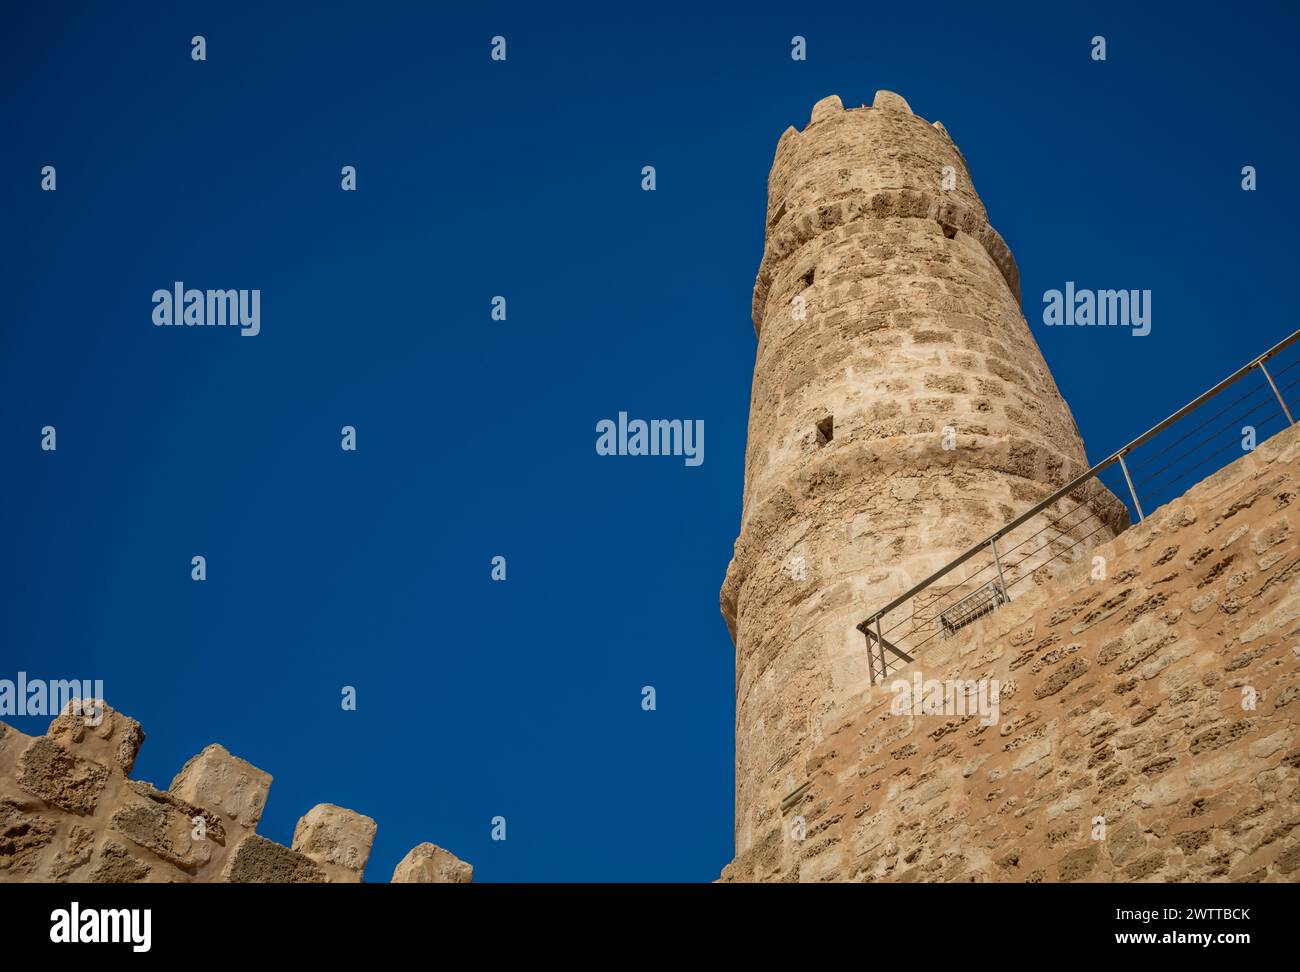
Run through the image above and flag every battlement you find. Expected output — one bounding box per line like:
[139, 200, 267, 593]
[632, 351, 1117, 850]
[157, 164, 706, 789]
[754, 91, 1019, 333]
[0, 704, 471, 883]
[768, 91, 962, 180]
[807, 90, 918, 126]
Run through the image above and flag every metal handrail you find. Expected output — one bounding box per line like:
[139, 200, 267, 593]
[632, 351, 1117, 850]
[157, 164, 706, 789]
[860, 328, 1300, 633]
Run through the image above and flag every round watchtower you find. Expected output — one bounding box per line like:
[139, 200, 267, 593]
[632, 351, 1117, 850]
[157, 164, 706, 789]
[720, 91, 1128, 876]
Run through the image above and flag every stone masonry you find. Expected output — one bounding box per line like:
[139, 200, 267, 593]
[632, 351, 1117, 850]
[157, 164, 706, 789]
[721, 91, 1128, 866]
[723, 422, 1300, 881]
[0, 705, 471, 883]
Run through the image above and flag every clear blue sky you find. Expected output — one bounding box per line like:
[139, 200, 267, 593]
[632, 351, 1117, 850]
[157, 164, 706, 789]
[3, 1, 1298, 881]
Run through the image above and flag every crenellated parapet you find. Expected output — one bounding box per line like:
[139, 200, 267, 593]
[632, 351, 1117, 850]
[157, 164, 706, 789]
[0, 702, 471, 883]
[753, 90, 1019, 336]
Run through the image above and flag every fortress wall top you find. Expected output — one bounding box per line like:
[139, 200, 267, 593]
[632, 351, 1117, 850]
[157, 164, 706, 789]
[0, 704, 472, 883]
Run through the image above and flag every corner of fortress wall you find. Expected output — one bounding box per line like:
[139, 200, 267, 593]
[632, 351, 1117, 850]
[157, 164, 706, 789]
[722, 423, 1300, 883]
[0, 706, 472, 883]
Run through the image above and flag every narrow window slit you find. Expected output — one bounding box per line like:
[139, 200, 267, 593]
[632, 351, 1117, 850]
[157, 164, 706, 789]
[816, 416, 834, 446]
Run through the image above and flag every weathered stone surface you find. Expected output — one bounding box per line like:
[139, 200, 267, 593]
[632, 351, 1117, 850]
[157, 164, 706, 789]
[49, 824, 95, 879]
[0, 797, 57, 876]
[809, 94, 843, 125]
[47, 700, 144, 774]
[124, 780, 226, 843]
[15, 737, 109, 815]
[872, 89, 912, 113]
[88, 838, 153, 883]
[391, 842, 473, 884]
[221, 833, 327, 883]
[109, 797, 212, 870]
[721, 92, 1128, 870]
[0, 710, 470, 883]
[292, 803, 376, 882]
[169, 744, 270, 830]
[724, 423, 1300, 882]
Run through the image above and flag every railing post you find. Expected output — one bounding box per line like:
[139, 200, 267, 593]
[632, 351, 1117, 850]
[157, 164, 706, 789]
[990, 537, 1009, 602]
[864, 620, 877, 686]
[875, 616, 886, 682]
[1117, 452, 1145, 522]
[1259, 360, 1295, 426]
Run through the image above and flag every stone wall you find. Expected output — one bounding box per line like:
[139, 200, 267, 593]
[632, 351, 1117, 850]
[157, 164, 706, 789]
[0, 704, 471, 883]
[723, 424, 1300, 881]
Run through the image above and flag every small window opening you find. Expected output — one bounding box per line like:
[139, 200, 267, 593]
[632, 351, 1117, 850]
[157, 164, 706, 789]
[801, 267, 816, 288]
[941, 223, 958, 240]
[815, 416, 834, 446]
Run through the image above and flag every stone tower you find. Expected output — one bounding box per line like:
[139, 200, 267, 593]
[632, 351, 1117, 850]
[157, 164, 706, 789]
[720, 91, 1128, 876]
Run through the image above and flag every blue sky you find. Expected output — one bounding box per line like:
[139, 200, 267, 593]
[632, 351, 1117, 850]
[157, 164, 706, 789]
[3, 1, 1298, 881]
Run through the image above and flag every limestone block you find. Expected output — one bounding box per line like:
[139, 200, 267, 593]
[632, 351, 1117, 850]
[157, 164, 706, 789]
[49, 824, 96, 880]
[109, 784, 216, 870]
[46, 699, 144, 774]
[124, 780, 225, 842]
[88, 838, 153, 883]
[391, 842, 473, 884]
[15, 737, 109, 814]
[291, 803, 376, 882]
[221, 833, 326, 883]
[0, 796, 57, 876]
[169, 744, 270, 830]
